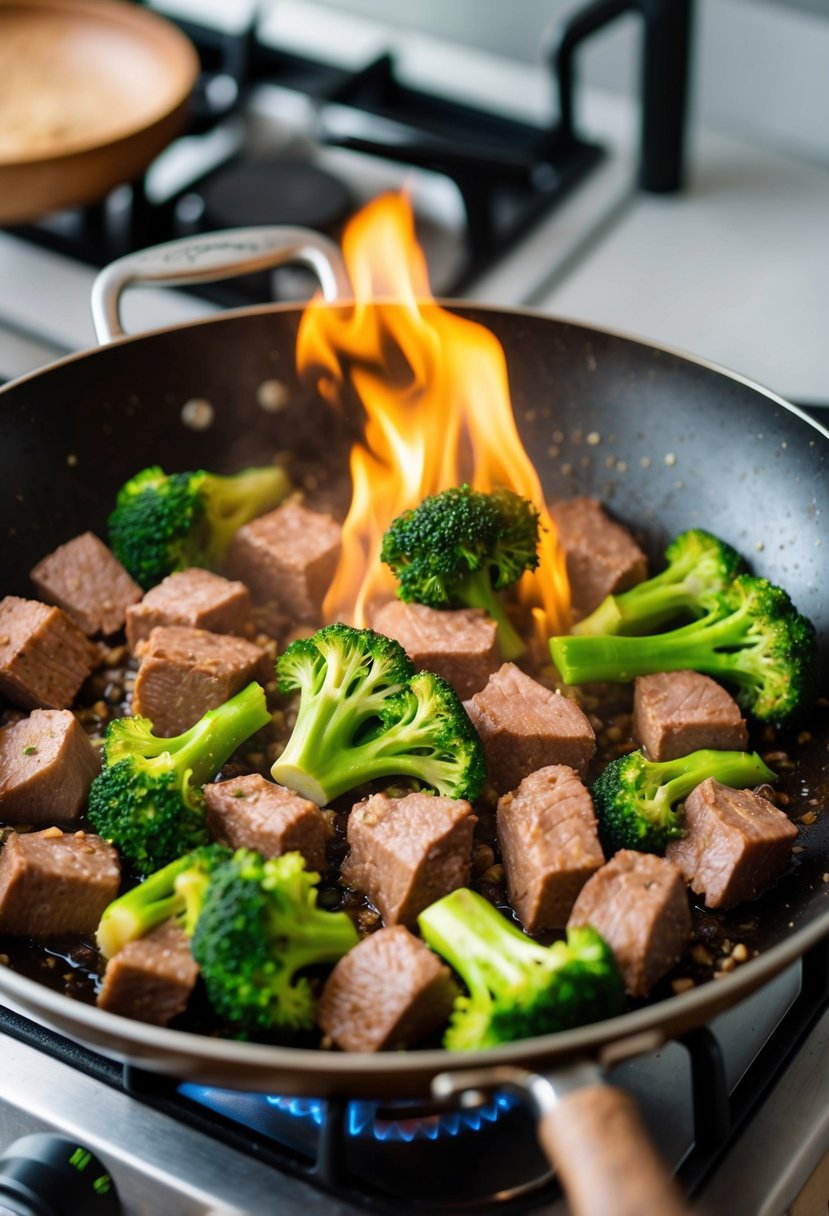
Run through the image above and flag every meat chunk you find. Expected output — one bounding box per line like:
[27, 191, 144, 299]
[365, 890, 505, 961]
[126, 568, 252, 653]
[497, 765, 604, 933]
[97, 922, 199, 1026]
[30, 532, 142, 637]
[204, 773, 330, 870]
[548, 497, 648, 614]
[372, 600, 500, 699]
[464, 663, 595, 794]
[666, 778, 798, 909]
[317, 925, 458, 1051]
[341, 791, 476, 927]
[132, 625, 270, 736]
[633, 671, 748, 761]
[225, 501, 341, 622]
[0, 709, 100, 824]
[568, 851, 691, 997]
[0, 828, 120, 938]
[0, 596, 100, 711]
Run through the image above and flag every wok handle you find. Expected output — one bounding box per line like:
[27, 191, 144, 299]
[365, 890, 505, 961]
[91, 227, 352, 344]
[433, 1063, 690, 1216]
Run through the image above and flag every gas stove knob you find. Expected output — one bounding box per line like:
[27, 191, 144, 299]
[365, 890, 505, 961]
[0, 1134, 120, 1215]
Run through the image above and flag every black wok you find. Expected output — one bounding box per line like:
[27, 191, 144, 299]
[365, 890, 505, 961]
[0, 229, 827, 1216]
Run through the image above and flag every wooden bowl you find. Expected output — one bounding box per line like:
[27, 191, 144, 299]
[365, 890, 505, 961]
[0, 0, 199, 223]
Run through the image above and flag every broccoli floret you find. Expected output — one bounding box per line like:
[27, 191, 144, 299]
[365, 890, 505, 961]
[190, 849, 359, 1038]
[380, 484, 540, 660]
[551, 575, 817, 724]
[418, 888, 623, 1051]
[87, 682, 271, 876]
[574, 528, 746, 636]
[108, 464, 291, 589]
[592, 747, 776, 855]
[271, 623, 486, 805]
[96, 844, 231, 959]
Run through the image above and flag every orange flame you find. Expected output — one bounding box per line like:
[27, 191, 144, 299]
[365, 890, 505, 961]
[296, 193, 570, 635]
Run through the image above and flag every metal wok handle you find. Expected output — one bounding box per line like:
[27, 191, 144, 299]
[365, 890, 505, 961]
[434, 1063, 690, 1216]
[91, 227, 352, 344]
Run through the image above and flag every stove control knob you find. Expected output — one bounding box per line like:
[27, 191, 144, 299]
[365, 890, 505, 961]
[0, 1134, 120, 1216]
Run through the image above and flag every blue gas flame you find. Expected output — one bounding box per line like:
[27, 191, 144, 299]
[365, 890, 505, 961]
[265, 1092, 516, 1142]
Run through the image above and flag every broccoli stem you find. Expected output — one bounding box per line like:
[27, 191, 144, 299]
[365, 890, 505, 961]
[574, 583, 708, 637]
[551, 609, 750, 685]
[649, 749, 775, 807]
[203, 467, 291, 560]
[458, 570, 526, 661]
[169, 683, 271, 786]
[96, 852, 198, 959]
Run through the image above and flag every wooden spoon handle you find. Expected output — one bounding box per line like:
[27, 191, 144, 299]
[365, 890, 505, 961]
[539, 1082, 689, 1216]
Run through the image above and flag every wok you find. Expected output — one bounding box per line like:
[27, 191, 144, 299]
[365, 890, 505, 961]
[0, 228, 827, 1216]
[0, 0, 198, 223]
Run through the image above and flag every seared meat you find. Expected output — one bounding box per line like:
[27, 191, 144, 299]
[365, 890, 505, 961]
[30, 532, 142, 637]
[317, 925, 458, 1051]
[97, 921, 199, 1026]
[132, 625, 270, 735]
[204, 773, 330, 870]
[225, 501, 341, 623]
[464, 662, 596, 793]
[341, 791, 476, 927]
[548, 497, 648, 614]
[371, 600, 500, 699]
[0, 828, 119, 938]
[666, 778, 798, 909]
[568, 851, 691, 997]
[633, 671, 749, 760]
[497, 765, 604, 932]
[0, 596, 100, 711]
[126, 568, 252, 653]
[0, 709, 100, 824]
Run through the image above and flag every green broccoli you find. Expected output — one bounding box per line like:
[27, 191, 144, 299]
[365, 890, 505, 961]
[108, 464, 291, 589]
[551, 575, 817, 724]
[190, 849, 359, 1038]
[418, 888, 623, 1051]
[380, 484, 540, 660]
[96, 844, 231, 959]
[87, 682, 271, 876]
[271, 623, 485, 805]
[573, 528, 746, 636]
[592, 747, 776, 855]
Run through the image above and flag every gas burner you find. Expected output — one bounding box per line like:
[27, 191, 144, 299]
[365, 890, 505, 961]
[178, 1084, 554, 1207]
[196, 159, 353, 233]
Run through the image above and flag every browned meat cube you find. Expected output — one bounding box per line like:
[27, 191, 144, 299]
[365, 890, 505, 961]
[0, 596, 100, 711]
[97, 922, 199, 1026]
[317, 925, 458, 1051]
[132, 625, 270, 736]
[225, 501, 341, 622]
[0, 709, 100, 824]
[372, 600, 500, 699]
[633, 671, 748, 761]
[568, 851, 691, 997]
[0, 828, 120, 938]
[341, 791, 476, 927]
[497, 765, 605, 933]
[548, 497, 648, 614]
[30, 532, 142, 637]
[666, 778, 798, 909]
[126, 568, 253, 653]
[204, 773, 330, 870]
[464, 663, 595, 794]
